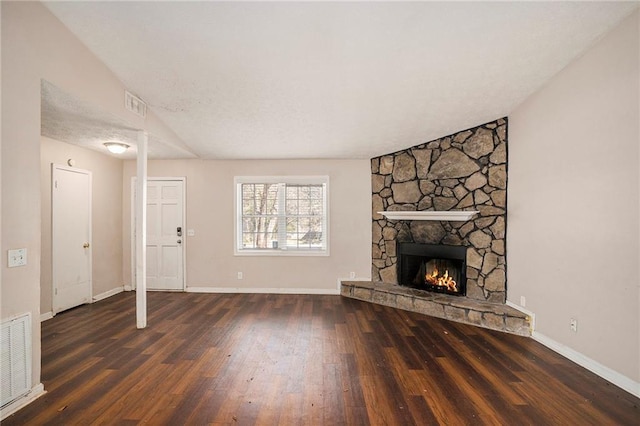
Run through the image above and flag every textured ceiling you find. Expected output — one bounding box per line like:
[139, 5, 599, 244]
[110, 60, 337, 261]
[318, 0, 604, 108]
[43, 1, 638, 160]
[41, 81, 197, 159]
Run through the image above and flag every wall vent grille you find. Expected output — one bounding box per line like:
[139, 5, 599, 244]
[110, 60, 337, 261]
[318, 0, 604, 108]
[1, 313, 31, 408]
[125, 90, 147, 118]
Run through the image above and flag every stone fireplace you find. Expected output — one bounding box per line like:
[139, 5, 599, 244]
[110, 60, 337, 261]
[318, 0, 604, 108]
[371, 118, 508, 303]
[341, 117, 530, 336]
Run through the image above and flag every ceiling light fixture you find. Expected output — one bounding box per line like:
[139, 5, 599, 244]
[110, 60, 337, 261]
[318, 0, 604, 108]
[104, 142, 130, 154]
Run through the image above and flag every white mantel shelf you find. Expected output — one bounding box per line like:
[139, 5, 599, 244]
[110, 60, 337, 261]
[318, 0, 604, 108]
[378, 210, 479, 221]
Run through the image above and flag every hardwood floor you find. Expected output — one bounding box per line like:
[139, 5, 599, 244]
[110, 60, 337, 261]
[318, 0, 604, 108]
[4, 292, 638, 425]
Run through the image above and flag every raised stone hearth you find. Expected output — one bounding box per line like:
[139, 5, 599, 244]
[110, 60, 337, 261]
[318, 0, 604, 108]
[341, 280, 530, 336]
[352, 117, 529, 335]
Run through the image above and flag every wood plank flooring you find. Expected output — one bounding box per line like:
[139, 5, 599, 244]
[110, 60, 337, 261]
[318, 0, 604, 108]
[4, 292, 638, 425]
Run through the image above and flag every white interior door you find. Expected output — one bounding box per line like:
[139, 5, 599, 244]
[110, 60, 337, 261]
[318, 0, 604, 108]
[52, 165, 92, 313]
[133, 178, 185, 291]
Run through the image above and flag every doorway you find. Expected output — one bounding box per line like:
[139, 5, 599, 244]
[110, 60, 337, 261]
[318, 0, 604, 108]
[131, 178, 186, 291]
[52, 165, 92, 313]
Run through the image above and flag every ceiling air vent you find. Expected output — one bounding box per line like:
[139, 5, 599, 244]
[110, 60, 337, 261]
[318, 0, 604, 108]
[125, 90, 147, 118]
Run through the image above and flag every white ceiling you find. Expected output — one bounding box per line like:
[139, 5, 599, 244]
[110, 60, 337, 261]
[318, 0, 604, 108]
[43, 1, 638, 160]
[41, 80, 197, 160]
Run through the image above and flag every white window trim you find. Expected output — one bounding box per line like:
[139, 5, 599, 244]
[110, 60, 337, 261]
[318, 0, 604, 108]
[234, 175, 330, 257]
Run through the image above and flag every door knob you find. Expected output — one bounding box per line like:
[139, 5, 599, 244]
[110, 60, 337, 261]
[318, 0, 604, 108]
[177, 239, 182, 244]
[83, 243, 90, 248]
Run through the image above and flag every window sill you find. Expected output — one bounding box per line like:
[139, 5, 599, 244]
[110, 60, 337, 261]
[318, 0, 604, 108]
[234, 249, 329, 257]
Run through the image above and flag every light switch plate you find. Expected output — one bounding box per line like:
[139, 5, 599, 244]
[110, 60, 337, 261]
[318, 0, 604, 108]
[8, 248, 27, 267]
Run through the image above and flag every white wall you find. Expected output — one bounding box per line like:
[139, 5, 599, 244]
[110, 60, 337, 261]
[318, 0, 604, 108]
[508, 10, 639, 386]
[40, 137, 124, 315]
[1, 2, 184, 390]
[122, 159, 372, 292]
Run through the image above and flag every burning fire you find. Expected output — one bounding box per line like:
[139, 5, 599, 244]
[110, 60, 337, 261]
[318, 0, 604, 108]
[426, 268, 458, 292]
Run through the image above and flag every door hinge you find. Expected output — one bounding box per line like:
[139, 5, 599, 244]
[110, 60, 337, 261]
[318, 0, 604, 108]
[55, 180, 58, 189]
[55, 288, 58, 295]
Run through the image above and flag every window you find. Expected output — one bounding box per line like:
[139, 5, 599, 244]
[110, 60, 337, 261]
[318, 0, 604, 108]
[235, 176, 329, 256]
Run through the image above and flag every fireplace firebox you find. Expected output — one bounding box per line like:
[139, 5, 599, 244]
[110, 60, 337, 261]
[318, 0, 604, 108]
[397, 243, 467, 296]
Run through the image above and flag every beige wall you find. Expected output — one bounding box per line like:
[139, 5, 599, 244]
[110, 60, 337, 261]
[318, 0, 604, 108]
[40, 137, 123, 315]
[122, 159, 372, 292]
[1, 2, 184, 389]
[508, 10, 639, 383]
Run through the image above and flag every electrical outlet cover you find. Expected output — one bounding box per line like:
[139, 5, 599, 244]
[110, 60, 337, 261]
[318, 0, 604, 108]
[8, 248, 27, 267]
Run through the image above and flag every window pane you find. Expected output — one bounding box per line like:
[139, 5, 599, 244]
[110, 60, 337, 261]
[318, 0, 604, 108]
[299, 217, 310, 230]
[298, 186, 310, 198]
[309, 186, 322, 199]
[309, 217, 323, 233]
[285, 215, 324, 249]
[242, 199, 254, 215]
[310, 198, 323, 215]
[245, 183, 280, 215]
[286, 217, 298, 233]
[242, 217, 256, 233]
[284, 184, 324, 249]
[286, 199, 298, 215]
[242, 183, 255, 199]
[298, 199, 310, 215]
[242, 217, 278, 248]
[286, 185, 298, 199]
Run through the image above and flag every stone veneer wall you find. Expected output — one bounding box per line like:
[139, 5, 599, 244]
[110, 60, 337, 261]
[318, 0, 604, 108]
[371, 118, 508, 303]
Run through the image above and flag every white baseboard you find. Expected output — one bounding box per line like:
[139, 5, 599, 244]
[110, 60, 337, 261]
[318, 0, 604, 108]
[505, 302, 638, 398]
[0, 383, 46, 420]
[93, 286, 124, 302]
[41, 287, 123, 321]
[124, 285, 133, 291]
[186, 287, 340, 295]
[532, 331, 640, 399]
[40, 312, 54, 322]
[338, 277, 371, 283]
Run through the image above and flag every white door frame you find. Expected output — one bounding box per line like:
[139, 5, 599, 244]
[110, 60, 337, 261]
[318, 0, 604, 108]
[52, 164, 92, 314]
[130, 177, 186, 291]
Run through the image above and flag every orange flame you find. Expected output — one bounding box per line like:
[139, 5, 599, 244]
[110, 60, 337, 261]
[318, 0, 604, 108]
[426, 268, 458, 292]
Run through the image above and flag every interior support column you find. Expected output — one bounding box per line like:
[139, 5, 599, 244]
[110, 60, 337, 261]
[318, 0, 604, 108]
[135, 130, 148, 329]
